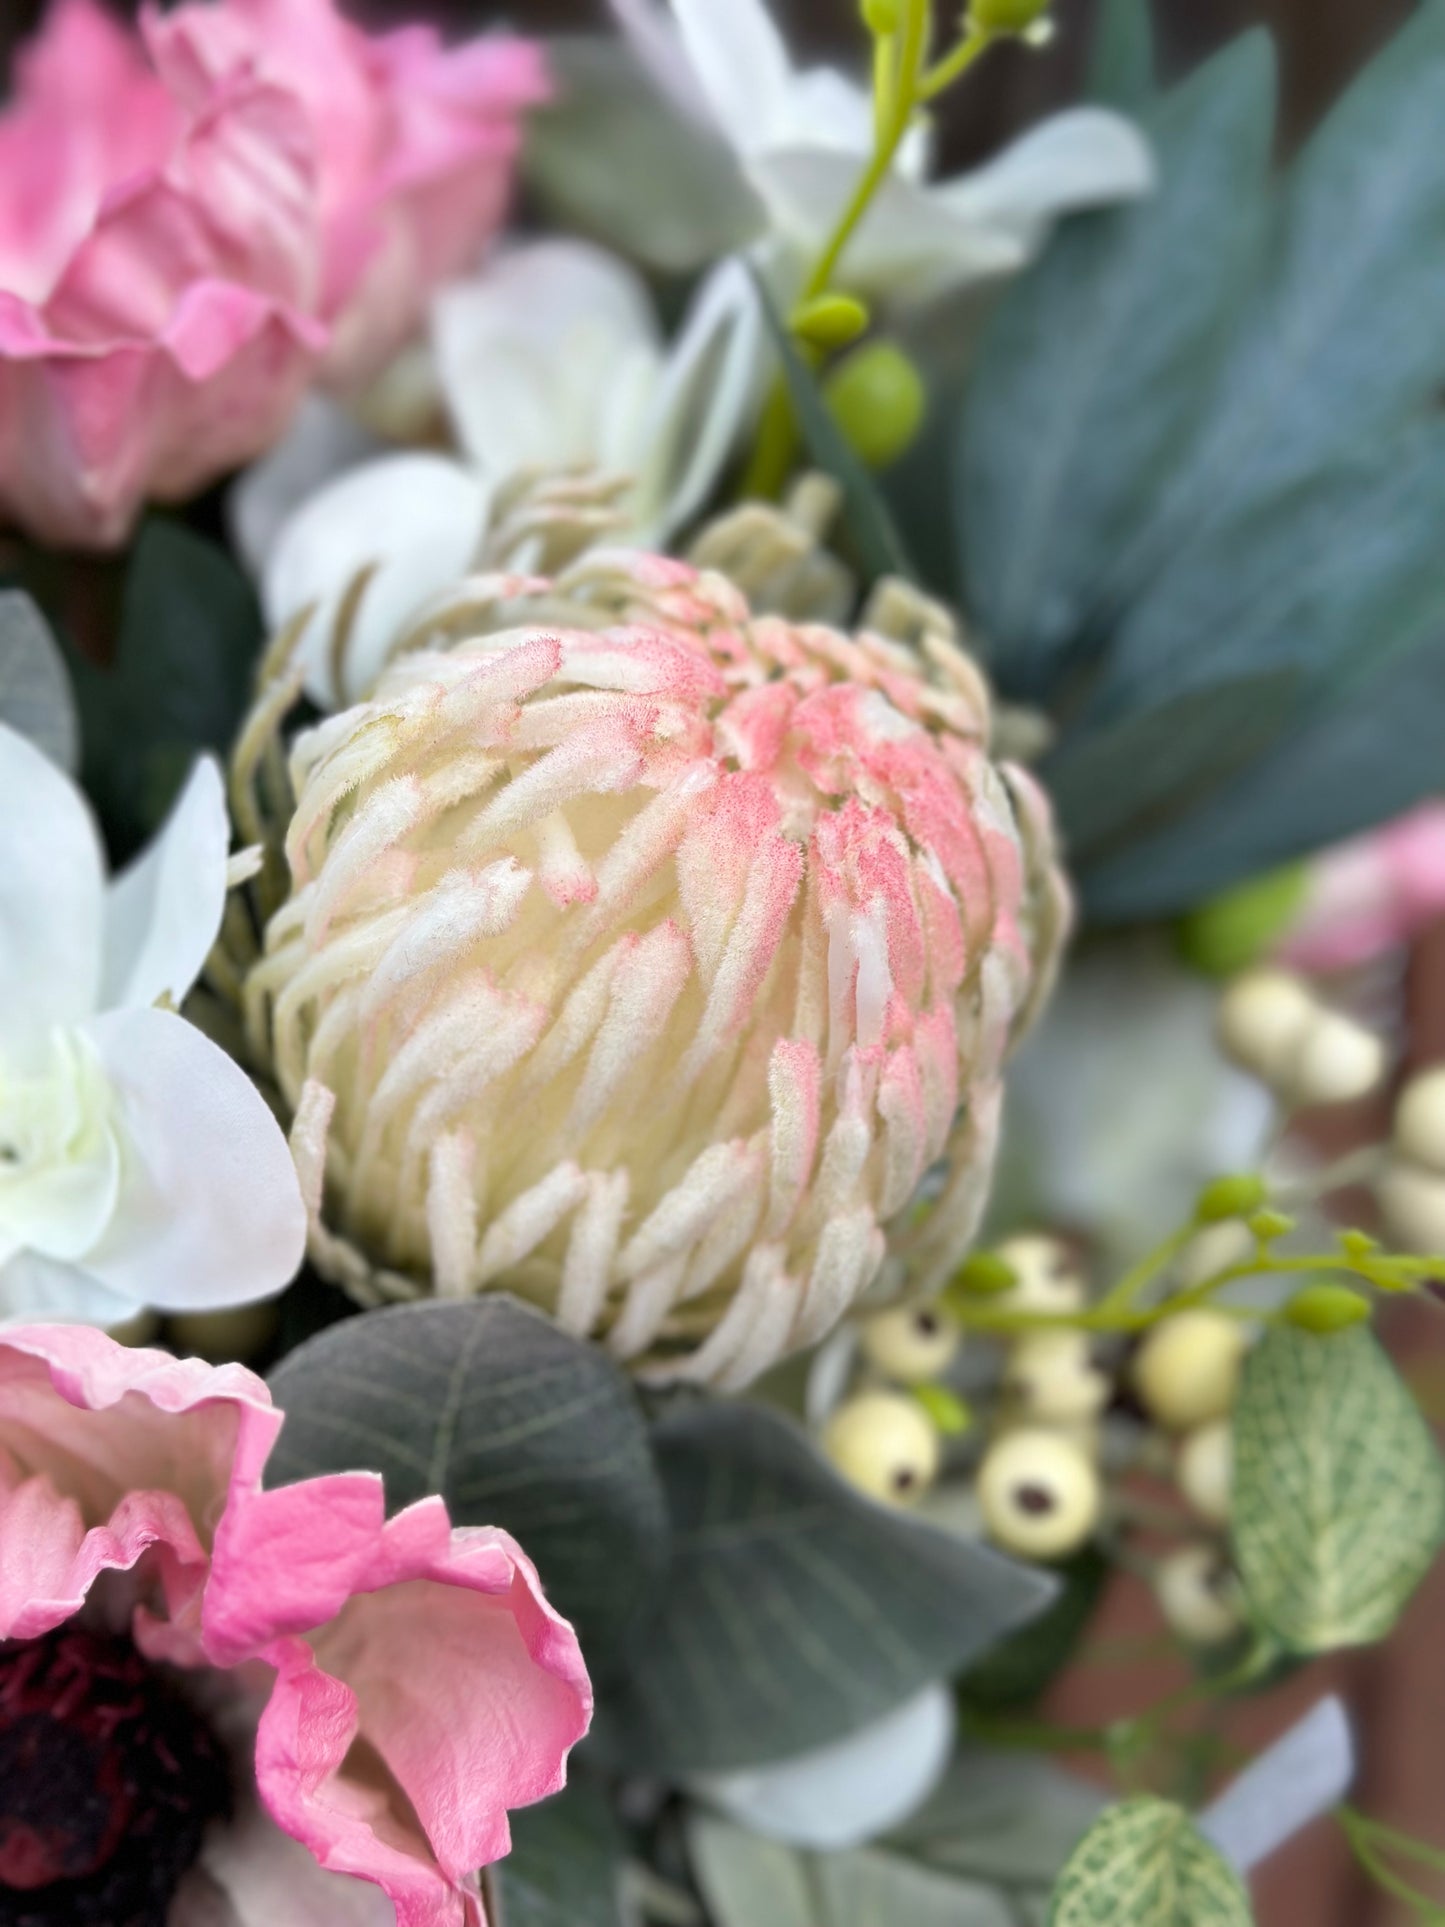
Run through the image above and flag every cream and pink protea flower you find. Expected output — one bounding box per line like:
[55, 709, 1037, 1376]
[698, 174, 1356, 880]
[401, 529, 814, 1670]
[0, 1322, 591, 1926]
[240, 547, 1069, 1389]
[0, 0, 546, 547]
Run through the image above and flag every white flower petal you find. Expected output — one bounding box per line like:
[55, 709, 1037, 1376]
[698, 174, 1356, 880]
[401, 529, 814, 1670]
[606, 0, 720, 132]
[0, 721, 105, 1048]
[690, 1685, 956, 1850]
[642, 256, 766, 540]
[665, 0, 798, 155]
[263, 453, 490, 709]
[932, 108, 1156, 260]
[0, 1250, 136, 1328]
[434, 240, 662, 483]
[79, 1007, 305, 1313]
[173, 1797, 398, 1927]
[229, 394, 385, 577]
[100, 756, 229, 1013]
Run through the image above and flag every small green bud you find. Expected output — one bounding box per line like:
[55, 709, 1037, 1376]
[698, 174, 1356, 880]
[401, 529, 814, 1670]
[952, 1251, 1018, 1296]
[861, 0, 901, 31]
[824, 342, 926, 470]
[1248, 1209, 1295, 1243]
[791, 293, 870, 353]
[969, 0, 1052, 33]
[1195, 1173, 1268, 1225]
[1283, 1284, 1372, 1334]
[912, 1383, 972, 1435]
[1176, 864, 1310, 978]
[1339, 1228, 1381, 1260]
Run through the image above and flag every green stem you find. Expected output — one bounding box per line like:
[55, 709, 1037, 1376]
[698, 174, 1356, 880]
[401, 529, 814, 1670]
[1095, 1223, 1197, 1316]
[918, 25, 991, 101]
[961, 1709, 1112, 1754]
[1339, 1810, 1445, 1922]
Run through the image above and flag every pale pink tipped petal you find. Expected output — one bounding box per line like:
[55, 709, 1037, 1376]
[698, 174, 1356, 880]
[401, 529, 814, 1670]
[79, 1006, 307, 1313]
[0, 1323, 278, 1646]
[206, 1480, 591, 1926]
[101, 755, 230, 1011]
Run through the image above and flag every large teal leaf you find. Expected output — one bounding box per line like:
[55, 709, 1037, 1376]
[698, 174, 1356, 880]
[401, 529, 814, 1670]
[598, 1401, 1054, 1775]
[491, 1777, 627, 1927]
[956, 32, 1274, 694]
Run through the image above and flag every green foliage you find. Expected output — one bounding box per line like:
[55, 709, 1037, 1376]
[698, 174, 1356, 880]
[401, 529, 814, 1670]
[491, 1777, 627, 1927]
[597, 1399, 1054, 1775]
[265, 1297, 667, 1677]
[958, 1548, 1109, 1713]
[1176, 863, 1310, 977]
[0, 590, 78, 773]
[1231, 1326, 1445, 1653]
[1047, 1799, 1253, 1925]
[1087, 0, 1155, 112]
[954, 4, 1445, 919]
[65, 518, 262, 862]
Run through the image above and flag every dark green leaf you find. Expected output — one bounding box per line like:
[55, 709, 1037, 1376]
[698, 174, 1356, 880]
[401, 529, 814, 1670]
[958, 1547, 1109, 1713]
[1087, 0, 1156, 112]
[957, 32, 1275, 694]
[525, 38, 760, 273]
[66, 517, 262, 860]
[1048, 1799, 1252, 1925]
[266, 1298, 668, 1675]
[492, 1776, 627, 1927]
[755, 276, 915, 585]
[1231, 1325, 1445, 1654]
[597, 1400, 1054, 1775]
[0, 589, 77, 772]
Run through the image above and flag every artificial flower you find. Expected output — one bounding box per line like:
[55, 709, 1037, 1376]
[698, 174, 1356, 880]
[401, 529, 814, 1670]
[0, 723, 305, 1327]
[0, 0, 545, 548]
[609, 0, 1154, 302]
[240, 547, 1069, 1389]
[1276, 802, 1445, 974]
[0, 1320, 591, 1925]
[243, 240, 763, 707]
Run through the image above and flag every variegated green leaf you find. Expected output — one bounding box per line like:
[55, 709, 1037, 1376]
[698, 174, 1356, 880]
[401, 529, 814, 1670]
[1231, 1326, 1445, 1653]
[1048, 1799, 1252, 1926]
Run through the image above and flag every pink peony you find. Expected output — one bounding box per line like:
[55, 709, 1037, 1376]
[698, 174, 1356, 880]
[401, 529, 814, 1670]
[0, 0, 546, 548]
[1279, 802, 1445, 974]
[0, 1322, 591, 1925]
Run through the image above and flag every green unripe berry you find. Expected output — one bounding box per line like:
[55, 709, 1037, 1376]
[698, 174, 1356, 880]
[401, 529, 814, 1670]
[791, 293, 870, 353]
[1284, 1284, 1371, 1334]
[824, 342, 925, 470]
[1176, 864, 1310, 979]
[970, 0, 1052, 32]
[1339, 1229, 1381, 1261]
[912, 1383, 972, 1436]
[1247, 1209, 1295, 1243]
[952, 1251, 1018, 1297]
[861, 0, 901, 31]
[1195, 1173, 1268, 1225]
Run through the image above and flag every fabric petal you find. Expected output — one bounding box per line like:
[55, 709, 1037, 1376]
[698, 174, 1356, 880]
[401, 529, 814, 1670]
[0, 722, 105, 1048]
[100, 755, 230, 1012]
[0, 1252, 135, 1328]
[79, 1006, 306, 1313]
[931, 108, 1156, 258]
[665, 0, 797, 155]
[263, 453, 490, 707]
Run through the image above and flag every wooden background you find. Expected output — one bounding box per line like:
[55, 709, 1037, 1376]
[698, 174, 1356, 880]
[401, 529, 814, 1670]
[3, 3, 1438, 1920]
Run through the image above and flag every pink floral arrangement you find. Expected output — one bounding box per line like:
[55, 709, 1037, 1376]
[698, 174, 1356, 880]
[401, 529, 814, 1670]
[0, 1323, 591, 1925]
[0, 0, 545, 547]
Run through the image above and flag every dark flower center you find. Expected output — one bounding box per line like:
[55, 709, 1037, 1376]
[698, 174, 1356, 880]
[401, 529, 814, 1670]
[0, 1627, 232, 1926]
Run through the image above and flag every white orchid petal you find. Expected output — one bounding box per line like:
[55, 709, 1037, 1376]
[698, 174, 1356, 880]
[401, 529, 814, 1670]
[779, 67, 877, 157]
[643, 257, 765, 540]
[0, 721, 105, 1047]
[690, 1685, 956, 1851]
[101, 756, 229, 1013]
[229, 394, 384, 577]
[666, 0, 798, 155]
[79, 1007, 305, 1313]
[606, 0, 720, 132]
[0, 1033, 120, 1263]
[434, 240, 662, 482]
[932, 108, 1156, 251]
[0, 1251, 136, 1328]
[264, 454, 490, 709]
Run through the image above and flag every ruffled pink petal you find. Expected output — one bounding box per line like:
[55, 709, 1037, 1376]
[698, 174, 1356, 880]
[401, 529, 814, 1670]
[205, 1477, 591, 1927]
[1282, 802, 1445, 973]
[0, 1324, 279, 1653]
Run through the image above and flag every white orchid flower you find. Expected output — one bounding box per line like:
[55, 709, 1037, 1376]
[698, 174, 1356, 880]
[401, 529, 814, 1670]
[258, 240, 764, 708]
[0, 725, 306, 1326]
[610, 0, 1155, 302]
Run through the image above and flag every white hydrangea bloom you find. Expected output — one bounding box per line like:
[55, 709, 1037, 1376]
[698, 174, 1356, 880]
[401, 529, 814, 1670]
[0, 724, 306, 1325]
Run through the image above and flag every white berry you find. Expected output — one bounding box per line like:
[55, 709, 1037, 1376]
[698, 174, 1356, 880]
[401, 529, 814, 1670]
[1176, 1219, 1255, 1291]
[1378, 1159, 1445, 1258]
[859, 1300, 962, 1383]
[823, 1393, 941, 1508]
[993, 1235, 1087, 1315]
[976, 1428, 1100, 1561]
[1217, 969, 1317, 1084]
[1004, 1331, 1111, 1424]
[1289, 1010, 1387, 1108]
[1135, 1312, 1246, 1431]
[1154, 1544, 1244, 1645]
[1176, 1420, 1232, 1526]
[1395, 1066, 1445, 1176]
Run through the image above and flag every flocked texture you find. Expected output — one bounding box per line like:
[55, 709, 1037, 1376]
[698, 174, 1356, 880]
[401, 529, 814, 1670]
[0, 1322, 592, 1926]
[0, 0, 546, 546]
[244, 552, 1070, 1388]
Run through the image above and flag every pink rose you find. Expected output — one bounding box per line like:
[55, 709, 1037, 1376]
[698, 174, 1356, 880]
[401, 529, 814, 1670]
[1279, 801, 1445, 974]
[0, 1323, 592, 1925]
[0, 0, 546, 549]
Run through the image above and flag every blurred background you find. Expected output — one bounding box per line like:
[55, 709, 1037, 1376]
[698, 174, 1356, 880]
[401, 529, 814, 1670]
[1, 1, 1435, 1921]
